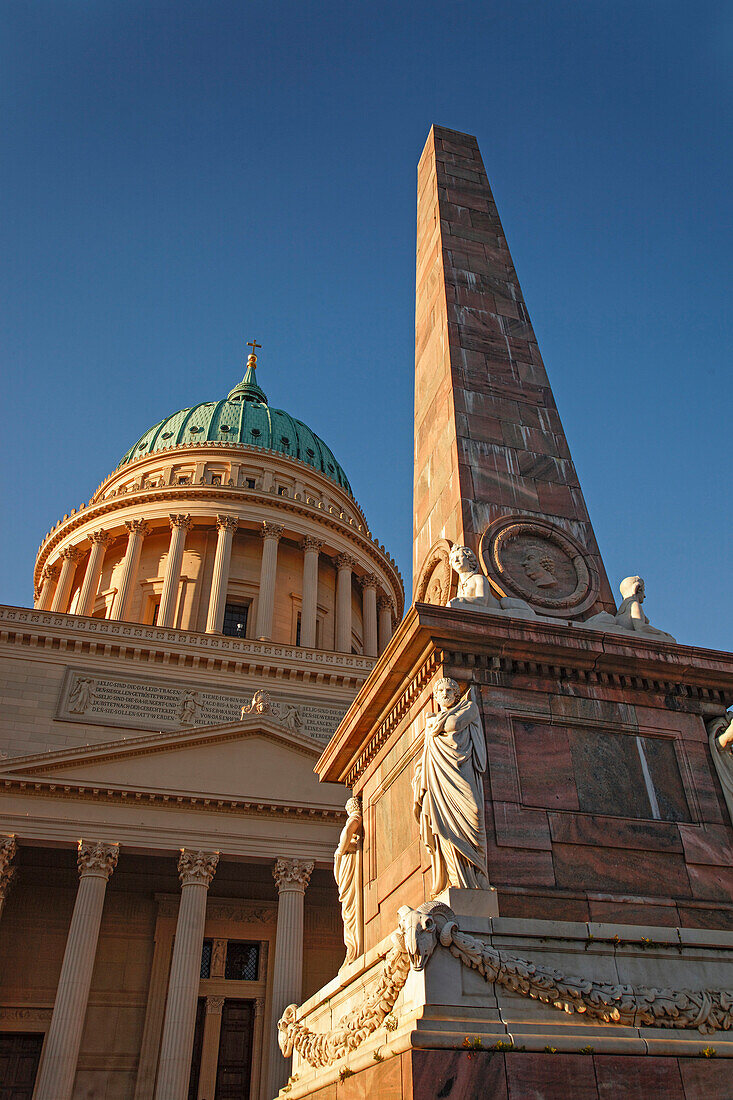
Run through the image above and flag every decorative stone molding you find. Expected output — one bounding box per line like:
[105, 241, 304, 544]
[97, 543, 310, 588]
[77, 840, 119, 880]
[215, 515, 239, 533]
[278, 902, 733, 1069]
[89, 529, 111, 545]
[414, 537, 454, 606]
[300, 536, 324, 553]
[335, 553, 356, 571]
[206, 995, 225, 1015]
[0, 835, 17, 900]
[169, 514, 192, 529]
[376, 593, 394, 614]
[41, 564, 60, 581]
[59, 545, 84, 562]
[359, 573, 379, 591]
[260, 522, 284, 540]
[124, 519, 150, 535]
[178, 849, 219, 887]
[273, 857, 314, 893]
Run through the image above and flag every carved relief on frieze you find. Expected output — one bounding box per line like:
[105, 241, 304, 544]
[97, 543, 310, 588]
[414, 538, 455, 607]
[479, 516, 599, 617]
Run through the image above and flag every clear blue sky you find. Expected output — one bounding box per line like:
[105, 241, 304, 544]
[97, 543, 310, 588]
[2, 1, 731, 649]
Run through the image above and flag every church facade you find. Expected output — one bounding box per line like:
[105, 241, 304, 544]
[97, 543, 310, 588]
[0, 351, 403, 1098]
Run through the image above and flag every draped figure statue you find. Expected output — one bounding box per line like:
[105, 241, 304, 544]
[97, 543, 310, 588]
[412, 678, 490, 897]
[707, 714, 733, 824]
[333, 796, 363, 965]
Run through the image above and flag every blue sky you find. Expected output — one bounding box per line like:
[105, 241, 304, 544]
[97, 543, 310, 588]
[2, 0, 731, 649]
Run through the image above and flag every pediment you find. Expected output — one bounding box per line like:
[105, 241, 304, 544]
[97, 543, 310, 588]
[0, 718, 346, 809]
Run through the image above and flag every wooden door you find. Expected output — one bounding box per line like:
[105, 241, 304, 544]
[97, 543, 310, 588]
[215, 999, 254, 1100]
[0, 1033, 44, 1099]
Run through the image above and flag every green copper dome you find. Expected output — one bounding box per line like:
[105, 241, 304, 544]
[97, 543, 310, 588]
[117, 354, 353, 496]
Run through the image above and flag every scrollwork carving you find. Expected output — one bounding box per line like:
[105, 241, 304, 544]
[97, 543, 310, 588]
[273, 856, 314, 893]
[178, 848, 219, 887]
[260, 522, 283, 540]
[77, 840, 119, 880]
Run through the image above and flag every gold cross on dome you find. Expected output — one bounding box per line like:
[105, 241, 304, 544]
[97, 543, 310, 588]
[247, 339, 262, 354]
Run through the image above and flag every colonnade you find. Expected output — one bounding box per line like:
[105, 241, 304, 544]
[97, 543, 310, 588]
[0, 837, 314, 1100]
[36, 515, 395, 653]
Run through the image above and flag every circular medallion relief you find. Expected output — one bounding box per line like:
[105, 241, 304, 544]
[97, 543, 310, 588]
[415, 538, 455, 607]
[478, 518, 599, 616]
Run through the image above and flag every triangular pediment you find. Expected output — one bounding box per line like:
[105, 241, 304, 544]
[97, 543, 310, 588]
[0, 718, 346, 809]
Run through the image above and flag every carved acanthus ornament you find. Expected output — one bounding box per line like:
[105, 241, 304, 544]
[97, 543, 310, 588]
[335, 553, 356, 572]
[125, 519, 149, 535]
[42, 563, 60, 581]
[206, 995, 226, 1014]
[169, 514, 192, 530]
[300, 536, 323, 554]
[60, 545, 84, 562]
[178, 849, 219, 887]
[89, 529, 111, 545]
[359, 573, 379, 591]
[77, 840, 119, 880]
[0, 836, 18, 901]
[216, 515, 239, 533]
[260, 522, 284, 540]
[278, 901, 733, 1069]
[273, 857, 314, 893]
[376, 593, 393, 613]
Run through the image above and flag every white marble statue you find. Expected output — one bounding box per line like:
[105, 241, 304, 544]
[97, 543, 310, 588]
[412, 678, 490, 896]
[708, 713, 733, 823]
[580, 576, 676, 642]
[446, 545, 537, 618]
[333, 796, 363, 966]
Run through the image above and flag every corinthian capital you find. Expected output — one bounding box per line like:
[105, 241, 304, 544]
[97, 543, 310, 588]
[42, 563, 60, 581]
[273, 856, 314, 893]
[216, 515, 239, 533]
[60, 545, 84, 562]
[77, 840, 119, 881]
[300, 536, 324, 554]
[336, 553, 356, 572]
[260, 522, 284, 541]
[377, 593, 394, 613]
[178, 848, 219, 887]
[89, 529, 111, 545]
[0, 836, 17, 900]
[359, 572, 379, 591]
[169, 514, 192, 530]
[125, 519, 149, 536]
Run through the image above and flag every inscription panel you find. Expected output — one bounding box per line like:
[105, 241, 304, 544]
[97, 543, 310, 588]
[56, 669, 348, 745]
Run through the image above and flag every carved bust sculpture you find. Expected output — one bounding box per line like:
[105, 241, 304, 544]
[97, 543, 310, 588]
[581, 576, 676, 642]
[412, 678, 490, 897]
[447, 545, 537, 618]
[333, 796, 363, 965]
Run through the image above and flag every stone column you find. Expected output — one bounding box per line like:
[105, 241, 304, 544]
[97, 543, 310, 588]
[51, 546, 83, 613]
[299, 536, 322, 648]
[155, 850, 219, 1100]
[335, 554, 355, 653]
[34, 840, 119, 1100]
[36, 564, 59, 610]
[378, 594, 394, 654]
[0, 836, 17, 921]
[111, 520, 149, 621]
[266, 857, 314, 1100]
[77, 531, 111, 617]
[205, 516, 239, 634]
[255, 523, 283, 639]
[360, 573, 379, 657]
[158, 515, 191, 628]
[251, 997, 266, 1100]
[196, 995, 225, 1100]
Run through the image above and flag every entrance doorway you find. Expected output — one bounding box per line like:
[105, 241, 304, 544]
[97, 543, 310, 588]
[0, 1033, 44, 1099]
[215, 999, 255, 1099]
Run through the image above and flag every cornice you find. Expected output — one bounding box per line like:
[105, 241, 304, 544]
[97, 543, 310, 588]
[33, 479, 403, 609]
[0, 604, 375, 688]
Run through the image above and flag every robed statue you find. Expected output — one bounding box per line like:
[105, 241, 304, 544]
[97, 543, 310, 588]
[412, 677, 490, 897]
[333, 796, 363, 965]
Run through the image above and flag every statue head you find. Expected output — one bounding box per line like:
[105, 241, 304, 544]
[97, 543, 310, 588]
[397, 902, 456, 971]
[345, 796, 361, 818]
[521, 544, 557, 588]
[251, 690, 271, 712]
[448, 544, 479, 576]
[434, 677, 461, 710]
[620, 576, 645, 602]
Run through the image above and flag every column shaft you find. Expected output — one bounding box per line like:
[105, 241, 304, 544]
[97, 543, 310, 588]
[155, 850, 218, 1100]
[361, 577, 378, 657]
[255, 524, 283, 639]
[51, 548, 82, 613]
[111, 522, 148, 621]
[34, 841, 119, 1100]
[205, 517, 238, 633]
[196, 997, 224, 1100]
[266, 858, 313, 1100]
[158, 516, 190, 627]
[77, 532, 110, 617]
[299, 538, 321, 648]
[36, 565, 59, 611]
[335, 555, 354, 653]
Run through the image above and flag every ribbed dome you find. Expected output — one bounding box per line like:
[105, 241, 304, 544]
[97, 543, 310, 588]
[117, 354, 353, 496]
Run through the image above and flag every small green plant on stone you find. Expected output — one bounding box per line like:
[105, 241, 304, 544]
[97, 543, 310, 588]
[383, 1013, 398, 1032]
[700, 1047, 717, 1058]
[544, 1046, 558, 1054]
[339, 1067, 355, 1082]
[372, 1048, 384, 1063]
[492, 1040, 515, 1052]
[462, 1036, 484, 1060]
[579, 1046, 595, 1055]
